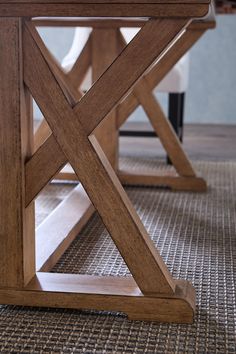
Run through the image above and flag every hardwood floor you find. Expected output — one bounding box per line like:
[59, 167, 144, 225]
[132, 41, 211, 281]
[120, 123, 236, 161]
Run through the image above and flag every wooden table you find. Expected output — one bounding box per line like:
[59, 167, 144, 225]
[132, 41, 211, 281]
[0, 0, 211, 323]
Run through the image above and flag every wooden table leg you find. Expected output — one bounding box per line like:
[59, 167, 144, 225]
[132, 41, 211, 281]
[0, 17, 197, 323]
[0, 18, 35, 288]
[92, 28, 119, 170]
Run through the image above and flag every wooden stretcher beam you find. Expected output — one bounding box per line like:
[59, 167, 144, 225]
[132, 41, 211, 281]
[118, 170, 207, 191]
[36, 184, 94, 272]
[32, 5, 216, 29]
[0, 2, 210, 18]
[0, 273, 195, 323]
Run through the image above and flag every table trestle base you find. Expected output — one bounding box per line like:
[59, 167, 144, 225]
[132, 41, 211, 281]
[0, 5, 214, 322]
[34, 19, 213, 192]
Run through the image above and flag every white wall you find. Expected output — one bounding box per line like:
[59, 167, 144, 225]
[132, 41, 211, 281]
[185, 15, 236, 124]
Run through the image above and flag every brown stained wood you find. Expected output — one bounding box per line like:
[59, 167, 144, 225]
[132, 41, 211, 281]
[116, 29, 198, 178]
[25, 18, 190, 203]
[36, 184, 94, 271]
[33, 13, 215, 29]
[33, 18, 148, 28]
[118, 170, 207, 192]
[0, 18, 35, 288]
[0, 0, 214, 323]
[34, 118, 51, 151]
[117, 29, 205, 128]
[73, 19, 189, 135]
[0, 0, 210, 4]
[31, 273, 140, 295]
[22, 87, 36, 285]
[31, 23, 92, 150]
[0, 273, 195, 323]
[32, 3, 215, 29]
[92, 28, 119, 169]
[117, 94, 139, 129]
[23, 22, 177, 295]
[27, 21, 82, 105]
[134, 80, 196, 177]
[26, 134, 67, 206]
[67, 34, 92, 90]
[0, 3, 210, 18]
[55, 19, 210, 186]
[26, 21, 212, 200]
[116, 15, 215, 126]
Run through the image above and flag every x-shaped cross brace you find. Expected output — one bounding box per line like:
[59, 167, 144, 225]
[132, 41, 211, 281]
[33, 18, 209, 192]
[0, 15, 205, 323]
[25, 18, 191, 294]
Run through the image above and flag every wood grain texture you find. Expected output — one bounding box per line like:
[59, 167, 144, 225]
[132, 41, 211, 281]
[26, 18, 190, 203]
[55, 166, 207, 192]
[32, 6, 215, 29]
[73, 19, 189, 134]
[66, 34, 92, 89]
[36, 184, 94, 271]
[0, 3, 210, 17]
[23, 21, 177, 295]
[0, 273, 196, 323]
[26, 134, 67, 206]
[27, 22, 82, 105]
[0, 0, 213, 323]
[21, 87, 36, 286]
[56, 28, 209, 186]
[33, 18, 148, 28]
[27, 20, 213, 199]
[0, 0, 210, 4]
[0, 18, 35, 288]
[34, 118, 51, 151]
[118, 170, 207, 192]
[134, 79, 196, 177]
[52, 19, 192, 182]
[92, 28, 119, 169]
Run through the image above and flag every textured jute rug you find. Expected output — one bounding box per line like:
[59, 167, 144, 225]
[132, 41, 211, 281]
[0, 159, 236, 353]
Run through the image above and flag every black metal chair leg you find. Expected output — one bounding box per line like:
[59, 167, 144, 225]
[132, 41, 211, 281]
[119, 92, 185, 165]
[167, 92, 185, 164]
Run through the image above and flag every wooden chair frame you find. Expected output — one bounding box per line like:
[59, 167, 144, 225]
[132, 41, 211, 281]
[0, 0, 212, 323]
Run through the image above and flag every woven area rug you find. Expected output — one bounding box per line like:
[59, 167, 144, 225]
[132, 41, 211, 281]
[0, 159, 236, 353]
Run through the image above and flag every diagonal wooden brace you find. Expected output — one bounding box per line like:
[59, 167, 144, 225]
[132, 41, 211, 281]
[26, 18, 192, 203]
[35, 20, 208, 191]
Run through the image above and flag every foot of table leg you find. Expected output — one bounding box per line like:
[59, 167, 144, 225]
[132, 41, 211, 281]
[0, 275, 195, 324]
